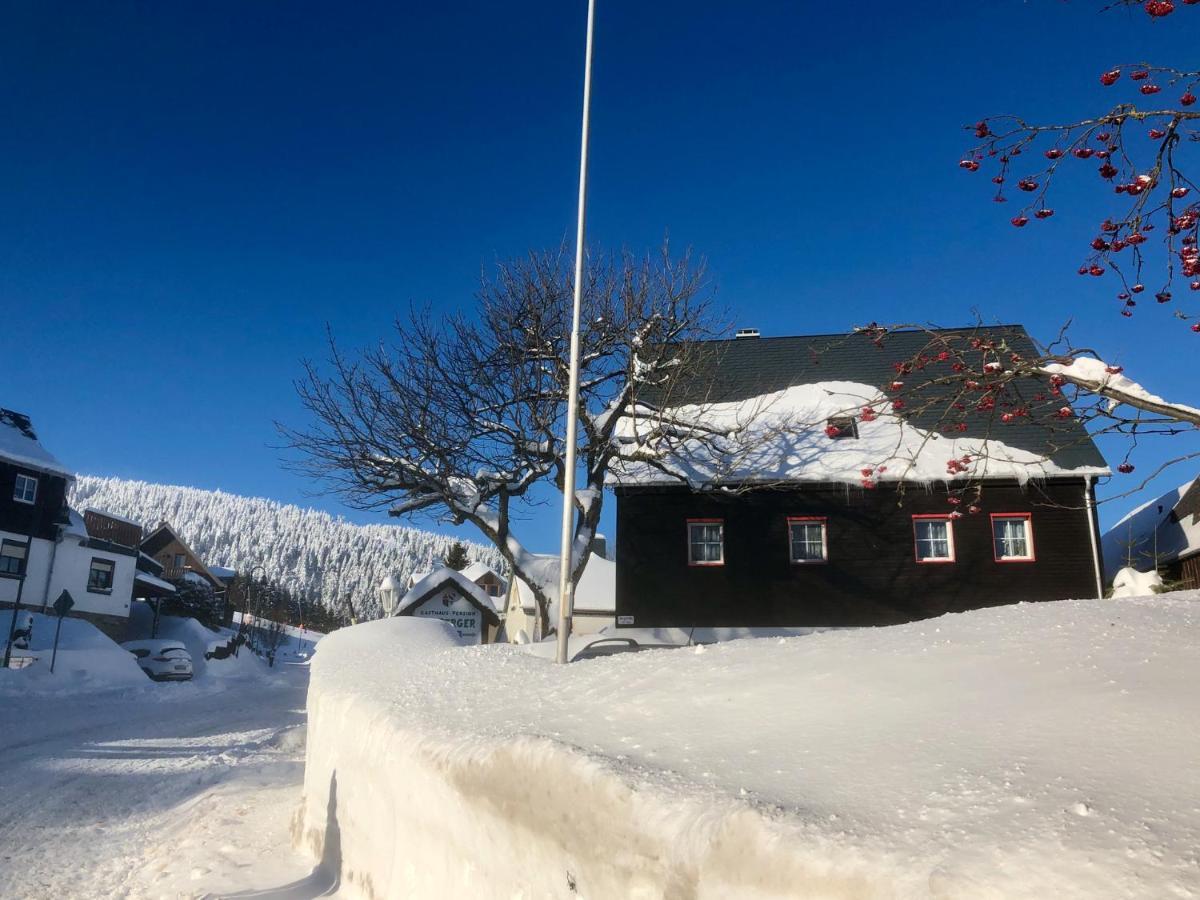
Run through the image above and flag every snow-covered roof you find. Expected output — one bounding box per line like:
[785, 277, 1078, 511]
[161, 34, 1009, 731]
[209, 565, 237, 580]
[406, 569, 431, 589]
[610, 328, 1108, 489]
[610, 380, 1109, 489]
[460, 561, 505, 587]
[0, 409, 72, 478]
[134, 571, 177, 594]
[82, 507, 141, 528]
[516, 554, 614, 617]
[1102, 476, 1200, 579]
[396, 567, 499, 618]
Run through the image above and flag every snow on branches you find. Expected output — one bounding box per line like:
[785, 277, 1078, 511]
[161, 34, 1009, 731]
[286, 246, 742, 635]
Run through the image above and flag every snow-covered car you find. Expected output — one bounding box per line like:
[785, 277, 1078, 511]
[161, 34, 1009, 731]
[121, 640, 194, 681]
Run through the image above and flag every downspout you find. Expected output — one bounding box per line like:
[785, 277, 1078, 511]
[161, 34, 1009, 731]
[39, 524, 63, 613]
[1084, 475, 1105, 599]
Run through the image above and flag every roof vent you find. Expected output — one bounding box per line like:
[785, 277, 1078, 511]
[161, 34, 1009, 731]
[734, 328, 760, 339]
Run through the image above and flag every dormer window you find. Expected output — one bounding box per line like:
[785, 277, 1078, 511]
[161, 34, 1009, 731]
[13, 473, 37, 505]
[824, 417, 859, 439]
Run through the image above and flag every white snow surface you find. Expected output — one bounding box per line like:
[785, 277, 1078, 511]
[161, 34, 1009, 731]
[0, 659, 314, 899]
[302, 597, 1200, 898]
[610, 380, 1109, 487]
[1110, 566, 1165, 598]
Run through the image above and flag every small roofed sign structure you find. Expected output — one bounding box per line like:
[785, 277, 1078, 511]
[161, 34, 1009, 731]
[387, 568, 500, 644]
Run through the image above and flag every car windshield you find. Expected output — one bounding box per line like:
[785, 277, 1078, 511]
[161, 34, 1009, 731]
[159, 647, 188, 657]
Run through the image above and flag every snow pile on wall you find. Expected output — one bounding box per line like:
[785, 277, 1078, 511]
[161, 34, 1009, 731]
[301, 597, 1200, 898]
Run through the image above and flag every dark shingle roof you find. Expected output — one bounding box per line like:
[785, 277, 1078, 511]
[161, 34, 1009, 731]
[650, 325, 1106, 472]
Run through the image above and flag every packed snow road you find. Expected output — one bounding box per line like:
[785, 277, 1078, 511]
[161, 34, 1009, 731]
[0, 666, 315, 899]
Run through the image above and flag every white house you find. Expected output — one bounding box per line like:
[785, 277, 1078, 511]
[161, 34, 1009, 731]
[388, 568, 501, 644]
[502, 553, 615, 643]
[1, 410, 146, 640]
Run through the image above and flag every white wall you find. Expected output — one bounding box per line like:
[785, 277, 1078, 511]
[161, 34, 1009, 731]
[45, 537, 135, 619]
[0, 531, 54, 610]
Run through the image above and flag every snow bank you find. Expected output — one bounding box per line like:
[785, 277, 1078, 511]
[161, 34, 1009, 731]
[0, 613, 146, 695]
[1110, 566, 1164, 598]
[301, 596, 1200, 898]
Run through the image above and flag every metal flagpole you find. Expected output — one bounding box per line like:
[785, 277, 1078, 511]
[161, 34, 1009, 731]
[556, 0, 597, 665]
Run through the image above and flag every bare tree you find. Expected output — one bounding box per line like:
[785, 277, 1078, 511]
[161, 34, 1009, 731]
[285, 247, 761, 636]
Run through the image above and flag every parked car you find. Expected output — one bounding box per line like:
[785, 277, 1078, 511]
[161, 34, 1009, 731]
[121, 640, 194, 681]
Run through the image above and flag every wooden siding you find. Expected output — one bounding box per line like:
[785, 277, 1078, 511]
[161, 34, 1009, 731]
[615, 480, 1099, 628]
[0, 461, 69, 542]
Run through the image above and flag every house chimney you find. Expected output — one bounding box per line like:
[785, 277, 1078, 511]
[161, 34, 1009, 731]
[734, 328, 760, 339]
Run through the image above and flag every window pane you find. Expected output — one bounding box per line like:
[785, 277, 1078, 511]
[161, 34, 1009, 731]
[993, 518, 1030, 559]
[790, 522, 825, 561]
[915, 520, 951, 560]
[689, 523, 723, 563]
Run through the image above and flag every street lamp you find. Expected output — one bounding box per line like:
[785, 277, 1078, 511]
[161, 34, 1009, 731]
[555, 0, 598, 665]
[378, 574, 401, 618]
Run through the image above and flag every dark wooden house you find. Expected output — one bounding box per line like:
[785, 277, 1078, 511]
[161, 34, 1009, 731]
[611, 327, 1109, 629]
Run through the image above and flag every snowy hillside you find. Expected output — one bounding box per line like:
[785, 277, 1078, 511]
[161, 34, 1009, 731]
[71, 475, 505, 620]
[304, 596, 1200, 898]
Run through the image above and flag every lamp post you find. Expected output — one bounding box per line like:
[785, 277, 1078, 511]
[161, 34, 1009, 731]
[555, 0, 598, 666]
[378, 575, 401, 618]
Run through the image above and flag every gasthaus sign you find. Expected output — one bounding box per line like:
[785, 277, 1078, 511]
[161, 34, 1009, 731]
[412, 588, 483, 642]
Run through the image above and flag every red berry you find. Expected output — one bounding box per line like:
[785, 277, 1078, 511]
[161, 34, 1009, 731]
[1105, 365, 1124, 374]
[1118, 462, 1135, 473]
[1100, 70, 1121, 86]
[1121, 309, 1134, 317]
[1149, 128, 1167, 139]
[1126, 233, 1147, 245]
[1096, 132, 1111, 143]
[1118, 292, 1130, 300]
[1017, 178, 1038, 192]
[959, 159, 980, 171]
[974, 121, 990, 138]
[1098, 163, 1119, 179]
[1173, 187, 1190, 198]
[1144, 0, 1175, 16]
[1192, 281, 1200, 291]
[992, 175, 1005, 184]
[1141, 84, 1162, 95]
[1192, 323, 1200, 332]
[968, 505, 981, 515]
[1072, 147, 1094, 159]
[1092, 237, 1110, 250]
[1157, 291, 1173, 303]
[1132, 283, 1145, 293]
[1183, 93, 1197, 106]
[1131, 70, 1151, 81]
[1011, 215, 1029, 227]
[1045, 148, 1064, 159]
[1035, 209, 1055, 219]
[1089, 265, 1106, 276]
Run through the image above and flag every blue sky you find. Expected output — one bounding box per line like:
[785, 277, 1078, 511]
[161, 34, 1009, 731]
[4, 0, 1198, 551]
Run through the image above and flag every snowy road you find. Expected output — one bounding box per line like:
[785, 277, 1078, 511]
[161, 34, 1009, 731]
[0, 667, 316, 900]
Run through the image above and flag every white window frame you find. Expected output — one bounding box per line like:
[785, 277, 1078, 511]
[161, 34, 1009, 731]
[991, 513, 1035, 562]
[913, 515, 956, 564]
[687, 519, 725, 566]
[13, 473, 37, 505]
[787, 517, 828, 564]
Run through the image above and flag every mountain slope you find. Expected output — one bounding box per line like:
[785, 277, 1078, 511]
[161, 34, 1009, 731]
[71, 475, 506, 620]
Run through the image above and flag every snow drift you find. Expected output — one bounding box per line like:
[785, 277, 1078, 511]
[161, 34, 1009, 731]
[301, 597, 1200, 899]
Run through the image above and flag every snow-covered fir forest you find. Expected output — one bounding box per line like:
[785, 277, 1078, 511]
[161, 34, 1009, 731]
[71, 475, 506, 621]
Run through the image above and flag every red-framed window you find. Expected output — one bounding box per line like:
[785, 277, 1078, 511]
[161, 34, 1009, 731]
[687, 518, 724, 566]
[912, 515, 955, 564]
[787, 516, 828, 564]
[991, 513, 1035, 562]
